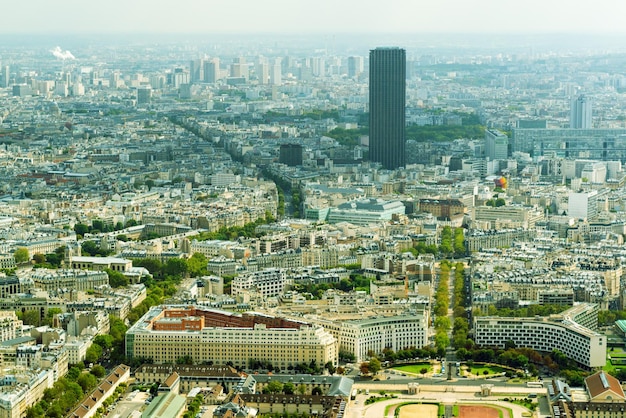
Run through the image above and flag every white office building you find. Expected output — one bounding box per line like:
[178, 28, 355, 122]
[232, 268, 288, 297]
[568, 190, 599, 220]
[474, 303, 605, 368]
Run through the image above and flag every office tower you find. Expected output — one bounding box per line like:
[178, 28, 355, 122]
[369, 47, 406, 170]
[348, 56, 364, 78]
[169, 68, 189, 88]
[311, 57, 325, 77]
[270, 59, 282, 86]
[137, 86, 152, 104]
[110, 72, 121, 88]
[230, 57, 248, 80]
[279, 144, 303, 166]
[570, 94, 592, 128]
[203, 59, 220, 83]
[256, 62, 269, 84]
[54, 82, 69, 97]
[2, 65, 10, 87]
[485, 129, 509, 160]
[189, 59, 204, 83]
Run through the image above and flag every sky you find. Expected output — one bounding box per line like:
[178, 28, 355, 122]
[2, 0, 625, 34]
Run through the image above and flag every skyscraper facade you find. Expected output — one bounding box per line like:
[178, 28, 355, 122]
[369, 47, 406, 170]
[570, 94, 592, 128]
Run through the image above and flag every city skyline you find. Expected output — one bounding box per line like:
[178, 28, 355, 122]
[1, 0, 626, 35]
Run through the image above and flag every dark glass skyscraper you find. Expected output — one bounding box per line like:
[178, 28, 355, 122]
[369, 47, 406, 170]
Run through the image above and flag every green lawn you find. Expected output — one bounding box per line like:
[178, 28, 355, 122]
[391, 363, 433, 375]
[467, 365, 507, 376]
[608, 349, 626, 358]
[603, 357, 626, 374]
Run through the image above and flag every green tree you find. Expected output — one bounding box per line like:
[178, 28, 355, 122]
[74, 223, 89, 237]
[164, 258, 189, 278]
[90, 364, 106, 378]
[43, 308, 62, 327]
[283, 382, 295, 394]
[187, 253, 208, 277]
[368, 358, 381, 375]
[76, 373, 98, 392]
[265, 380, 283, 394]
[14, 247, 29, 264]
[325, 361, 336, 375]
[32, 253, 46, 264]
[93, 334, 114, 350]
[81, 241, 100, 256]
[22, 310, 41, 326]
[85, 343, 103, 364]
[106, 269, 129, 288]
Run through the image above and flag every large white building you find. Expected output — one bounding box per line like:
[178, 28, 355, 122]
[125, 306, 337, 370]
[568, 190, 599, 220]
[308, 312, 429, 362]
[474, 303, 605, 368]
[328, 198, 405, 226]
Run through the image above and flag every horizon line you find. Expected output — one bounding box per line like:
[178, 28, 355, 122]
[2, 30, 626, 36]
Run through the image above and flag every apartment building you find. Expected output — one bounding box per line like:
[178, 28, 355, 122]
[0, 312, 21, 343]
[29, 269, 109, 292]
[231, 268, 288, 297]
[125, 306, 337, 370]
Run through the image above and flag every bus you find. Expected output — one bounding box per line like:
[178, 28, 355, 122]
[526, 381, 543, 388]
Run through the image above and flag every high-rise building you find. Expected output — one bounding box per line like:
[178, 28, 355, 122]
[311, 57, 325, 77]
[231, 57, 248, 80]
[189, 59, 204, 83]
[485, 129, 509, 160]
[279, 144, 303, 166]
[369, 47, 406, 170]
[256, 61, 269, 84]
[137, 86, 152, 105]
[570, 94, 592, 128]
[203, 59, 220, 83]
[270, 58, 282, 86]
[347, 56, 364, 78]
[2, 65, 10, 88]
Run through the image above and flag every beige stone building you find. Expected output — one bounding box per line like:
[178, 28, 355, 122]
[126, 306, 337, 370]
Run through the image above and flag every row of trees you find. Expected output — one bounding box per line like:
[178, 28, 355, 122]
[439, 226, 466, 257]
[406, 122, 485, 143]
[407, 227, 465, 258]
[74, 219, 138, 238]
[194, 212, 275, 241]
[451, 263, 470, 350]
[473, 304, 569, 318]
[433, 260, 451, 353]
[380, 346, 440, 363]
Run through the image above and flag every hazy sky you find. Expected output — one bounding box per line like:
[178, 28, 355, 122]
[3, 0, 625, 34]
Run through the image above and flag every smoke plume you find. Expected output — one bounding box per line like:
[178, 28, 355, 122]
[51, 46, 75, 60]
